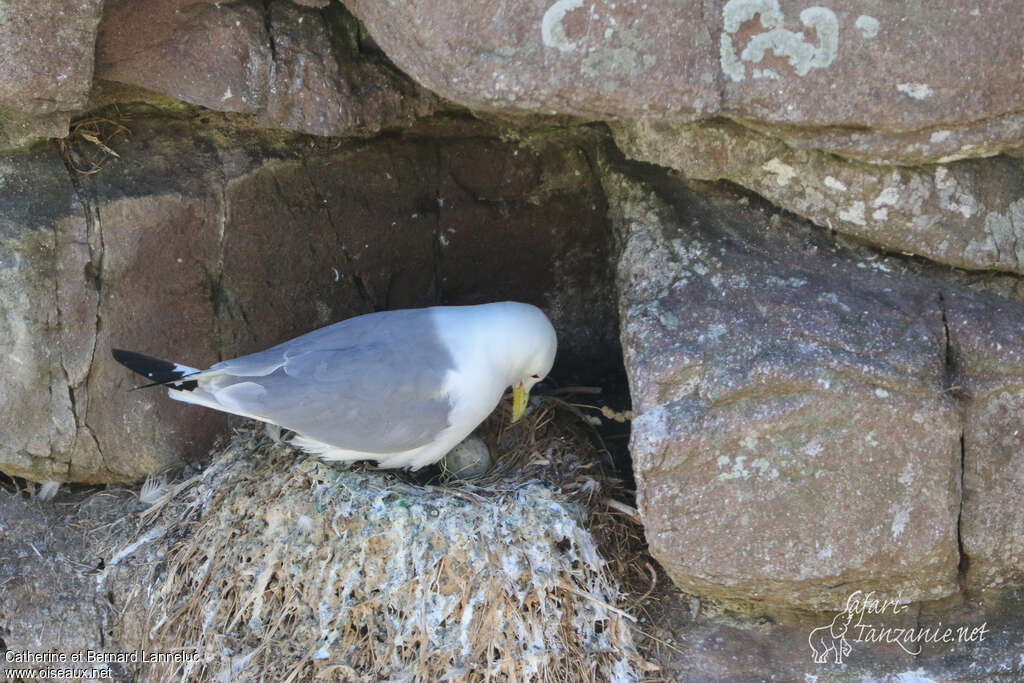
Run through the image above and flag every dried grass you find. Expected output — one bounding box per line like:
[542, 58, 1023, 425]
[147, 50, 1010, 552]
[114, 395, 648, 681]
[57, 112, 131, 174]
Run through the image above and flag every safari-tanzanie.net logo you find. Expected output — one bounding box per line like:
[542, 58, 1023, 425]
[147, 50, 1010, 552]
[808, 590, 989, 665]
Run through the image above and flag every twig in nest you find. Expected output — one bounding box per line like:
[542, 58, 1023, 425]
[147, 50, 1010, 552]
[632, 562, 658, 608]
[559, 582, 638, 623]
[633, 628, 688, 658]
[602, 497, 641, 523]
[139, 474, 202, 524]
[58, 113, 132, 175]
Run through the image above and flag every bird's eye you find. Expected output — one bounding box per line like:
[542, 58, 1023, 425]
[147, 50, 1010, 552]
[531, 374, 541, 379]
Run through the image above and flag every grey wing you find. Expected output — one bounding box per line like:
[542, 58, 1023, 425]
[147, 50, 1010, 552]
[212, 343, 454, 453]
[206, 308, 438, 376]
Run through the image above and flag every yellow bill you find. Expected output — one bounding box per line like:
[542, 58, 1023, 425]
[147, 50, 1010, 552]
[511, 382, 529, 423]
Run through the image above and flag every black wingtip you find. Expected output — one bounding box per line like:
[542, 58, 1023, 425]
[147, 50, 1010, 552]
[112, 348, 196, 389]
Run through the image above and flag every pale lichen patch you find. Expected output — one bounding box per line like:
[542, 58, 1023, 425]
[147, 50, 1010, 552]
[762, 157, 797, 186]
[824, 175, 847, 192]
[897, 82, 934, 100]
[720, 0, 839, 81]
[838, 200, 867, 226]
[541, 0, 585, 53]
[854, 14, 880, 39]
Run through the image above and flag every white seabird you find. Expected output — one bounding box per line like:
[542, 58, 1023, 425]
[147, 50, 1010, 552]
[113, 302, 557, 470]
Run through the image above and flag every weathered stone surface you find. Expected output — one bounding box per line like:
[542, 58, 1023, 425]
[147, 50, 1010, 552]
[946, 291, 1024, 590]
[612, 119, 1024, 275]
[345, 0, 1024, 161]
[605, 167, 963, 610]
[641, 582, 1024, 679]
[739, 117, 1024, 167]
[95, 0, 437, 137]
[0, 489, 125, 672]
[346, 0, 718, 120]
[84, 196, 230, 482]
[0, 109, 71, 151]
[1, 148, 81, 482]
[0, 0, 105, 148]
[0, 0, 105, 116]
[433, 133, 618, 366]
[96, 0, 272, 113]
[0, 115, 616, 484]
[1, 131, 238, 483]
[259, 2, 438, 136]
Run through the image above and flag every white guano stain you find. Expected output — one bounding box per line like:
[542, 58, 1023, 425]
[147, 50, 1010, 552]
[890, 501, 910, 538]
[897, 82, 933, 100]
[720, 0, 839, 81]
[541, 0, 585, 53]
[898, 462, 915, 486]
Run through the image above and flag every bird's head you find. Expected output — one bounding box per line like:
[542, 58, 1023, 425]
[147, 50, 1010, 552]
[500, 303, 557, 422]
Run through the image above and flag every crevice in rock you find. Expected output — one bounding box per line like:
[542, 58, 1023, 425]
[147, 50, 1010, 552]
[262, 0, 278, 63]
[352, 274, 374, 311]
[209, 177, 230, 362]
[47, 207, 76, 472]
[938, 292, 955, 391]
[55, 138, 106, 475]
[956, 432, 968, 582]
[938, 290, 969, 585]
[704, 2, 727, 116]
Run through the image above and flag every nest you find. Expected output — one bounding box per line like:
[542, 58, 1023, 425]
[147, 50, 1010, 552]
[116, 396, 645, 681]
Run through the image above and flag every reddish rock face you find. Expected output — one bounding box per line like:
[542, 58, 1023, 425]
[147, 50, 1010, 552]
[257, 2, 437, 136]
[217, 130, 617, 371]
[946, 292, 1024, 590]
[0, 0, 105, 146]
[95, 0, 270, 113]
[606, 169, 965, 610]
[94, 0, 437, 137]
[344, 0, 1024, 158]
[609, 159, 1024, 607]
[85, 196, 229, 481]
[0, 116, 615, 484]
[96, 0, 272, 114]
[347, 0, 719, 120]
[0, 0, 104, 116]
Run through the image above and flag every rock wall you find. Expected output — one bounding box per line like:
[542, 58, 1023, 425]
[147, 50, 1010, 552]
[0, 0, 105, 147]
[94, 0, 438, 136]
[603, 163, 1024, 610]
[612, 120, 1024, 274]
[342, 0, 1024, 157]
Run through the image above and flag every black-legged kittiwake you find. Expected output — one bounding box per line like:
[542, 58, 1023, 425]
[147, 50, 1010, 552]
[113, 302, 557, 469]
